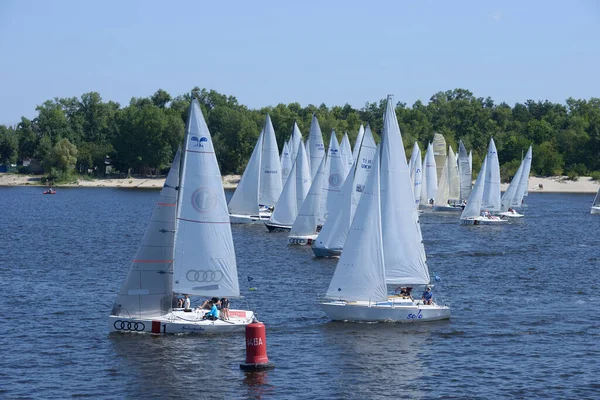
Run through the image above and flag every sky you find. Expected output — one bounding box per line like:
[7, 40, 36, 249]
[1, 0, 599, 124]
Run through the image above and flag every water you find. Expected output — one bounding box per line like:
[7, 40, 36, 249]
[1, 187, 599, 399]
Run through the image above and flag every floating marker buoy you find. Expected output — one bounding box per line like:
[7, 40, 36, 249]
[249, 287, 257, 291]
[240, 321, 274, 371]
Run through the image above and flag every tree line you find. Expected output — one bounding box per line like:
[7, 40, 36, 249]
[0, 87, 599, 181]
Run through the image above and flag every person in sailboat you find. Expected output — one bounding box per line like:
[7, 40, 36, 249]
[198, 297, 220, 310]
[183, 294, 191, 310]
[203, 300, 220, 321]
[220, 297, 230, 320]
[422, 286, 433, 305]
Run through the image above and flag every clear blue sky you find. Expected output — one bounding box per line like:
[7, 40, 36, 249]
[1, 0, 599, 125]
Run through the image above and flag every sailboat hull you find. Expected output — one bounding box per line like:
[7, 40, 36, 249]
[319, 300, 450, 322]
[229, 212, 272, 224]
[432, 204, 463, 212]
[460, 216, 508, 225]
[591, 206, 600, 215]
[265, 222, 291, 232]
[311, 245, 341, 258]
[498, 210, 524, 218]
[108, 309, 254, 335]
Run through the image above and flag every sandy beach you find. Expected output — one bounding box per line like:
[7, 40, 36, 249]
[0, 173, 241, 190]
[0, 173, 598, 193]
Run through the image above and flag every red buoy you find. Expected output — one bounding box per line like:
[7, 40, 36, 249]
[240, 321, 274, 370]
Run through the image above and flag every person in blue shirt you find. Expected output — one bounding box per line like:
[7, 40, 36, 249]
[422, 286, 433, 305]
[203, 300, 220, 320]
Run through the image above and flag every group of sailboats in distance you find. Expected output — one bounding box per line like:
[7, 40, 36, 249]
[110, 93, 545, 333]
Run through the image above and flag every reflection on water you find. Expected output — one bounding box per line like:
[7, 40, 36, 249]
[243, 370, 275, 399]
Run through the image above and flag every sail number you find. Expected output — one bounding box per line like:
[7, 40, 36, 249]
[407, 310, 423, 320]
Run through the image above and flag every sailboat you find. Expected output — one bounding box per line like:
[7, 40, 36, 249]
[312, 126, 377, 257]
[288, 157, 326, 245]
[432, 133, 447, 185]
[319, 132, 346, 224]
[499, 146, 532, 218]
[307, 114, 326, 179]
[265, 143, 311, 231]
[433, 146, 462, 212]
[280, 141, 292, 187]
[109, 98, 254, 334]
[592, 186, 600, 214]
[460, 139, 507, 225]
[319, 95, 450, 323]
[352, 124, 365, 163]
[458, 140, 472, 203]
[419, 142, 437, 208]
[228, 114, 282, 224]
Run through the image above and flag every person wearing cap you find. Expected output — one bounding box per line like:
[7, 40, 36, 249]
[422, 286, 433, 305]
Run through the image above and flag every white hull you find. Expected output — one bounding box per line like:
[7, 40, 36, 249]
[319, 298, 450, 322]
[432, 204, 463, 212]
[288, 235, 317, 245]
[229, 211, 272, 224]
[109, 309, 254, 335]
[591, 206, 600, 215]
[498, 210, 524, 218]
[460, 216, 508, 225]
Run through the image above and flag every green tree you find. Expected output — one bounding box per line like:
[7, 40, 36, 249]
[0, 125, 19, 164]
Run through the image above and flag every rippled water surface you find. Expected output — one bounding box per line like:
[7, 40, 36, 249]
[1, 187, 599, 399]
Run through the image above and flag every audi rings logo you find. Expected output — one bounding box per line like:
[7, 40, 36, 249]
[186, 270, 224, 282]
[289, 238, 307, 245]
[114, 320, 146, 331]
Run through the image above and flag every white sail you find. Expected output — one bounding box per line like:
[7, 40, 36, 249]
[413, 147, 423, 208]
[259, 114, 282, 207]
[290, 121, 303, 164]
[313, 127, 377, 254]
[280, 141, 292, 187]
[380, 95, 429, 285]
[469, 151, 473, 177]
[228, 130, 262, 216]
[458, 140, 472, 201]
[593, 187, 600, 208]
[268, 151, 298, 227]
[294, 141, 312, 211]
[461, 156, 488, 220]
[424, 142, 438, 203]
[325, 147, 387, 302]
[352, 124, 365, 163]
[320, 132, 345, 223]
[408, 142, 420, 184]
[435, 153, 450, 206]
[432, 133, 447, 185]
[340, 132, 354, 173]
[112, 149, 181, 318]
[289, 156, 326, 237]
[447, 146, 460, 201]
[304, 139, 311, 172]
[173, 99, 240, 298]
[481, 138, 501, 212]
[419, 150, 429, 206]
[308, 114, 325, 179]
[500, 156, 524, 212]
[350, 126, 377, 220]
[512, 146, 532, 208]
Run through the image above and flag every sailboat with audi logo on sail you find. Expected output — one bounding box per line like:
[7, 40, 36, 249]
[108, 98, 254, 334]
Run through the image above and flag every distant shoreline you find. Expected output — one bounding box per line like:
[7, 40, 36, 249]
[0, 173, 598, 193]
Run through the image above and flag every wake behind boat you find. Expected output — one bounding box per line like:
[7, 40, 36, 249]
[108, 98, 254, 334]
